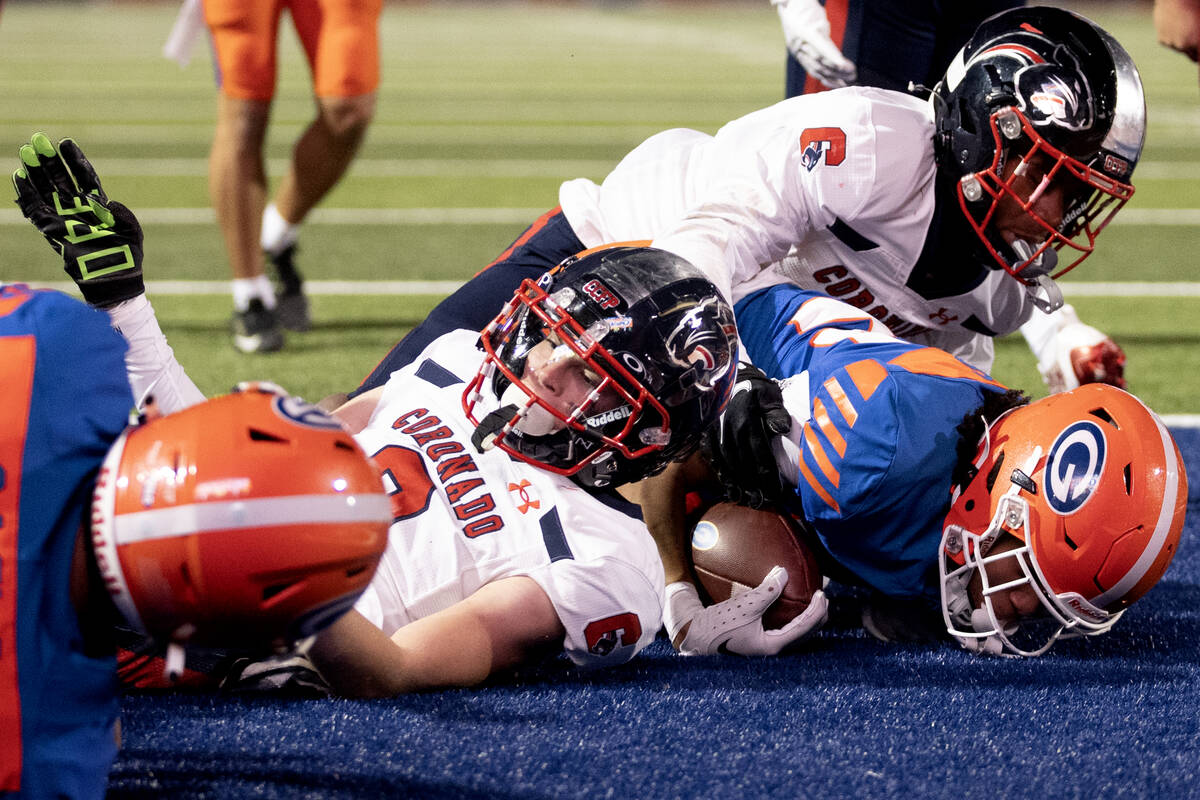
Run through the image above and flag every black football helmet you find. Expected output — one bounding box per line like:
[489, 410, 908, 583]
[463, 245, 739, 488]
[931, 7, 1145, 302]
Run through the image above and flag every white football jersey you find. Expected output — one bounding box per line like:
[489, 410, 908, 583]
[351, 329, 664, 669]
[558, 87, 1038, 371]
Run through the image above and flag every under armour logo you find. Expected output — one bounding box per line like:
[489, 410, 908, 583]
[928, 307, 959, 325]
[508, 479, 541, 514]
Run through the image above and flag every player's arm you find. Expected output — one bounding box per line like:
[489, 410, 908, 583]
[328, 386, 383, 434]
[632, 453, 828, 657]
[307, 577, 565, 697]
[1154, 0, 1200, 64]
[1018, 304, 1125, 393]
[13, 133, 205, 413]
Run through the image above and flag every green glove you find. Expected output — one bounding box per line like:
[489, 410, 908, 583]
[12, 132, 144, 307]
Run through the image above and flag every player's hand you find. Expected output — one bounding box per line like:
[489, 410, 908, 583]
[1039, 321, 1126, 394]
[13, 132, 144, 307]
[703, 363, 792, 509]
[663, 567, 829, 656]
[771, 0, 857, 88]
[1153, 0, 1200, 63]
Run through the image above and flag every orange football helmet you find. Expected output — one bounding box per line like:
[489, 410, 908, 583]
[91, 385, 391, 652]
[940, 383, 1187, 656]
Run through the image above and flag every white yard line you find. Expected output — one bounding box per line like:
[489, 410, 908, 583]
[3, 206, 1200, 226]
[16, 279, 1200, 297]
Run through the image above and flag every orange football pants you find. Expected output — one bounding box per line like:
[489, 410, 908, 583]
[203, 0, 382, 101]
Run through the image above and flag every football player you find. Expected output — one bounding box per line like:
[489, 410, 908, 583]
[0, 279, 388, 797]
[349, 6, 1142, 407]
[647, 283, 1187, 658]
[14, 136, 741, 697]
[770, 0, 1024, 97]
[767, 0, 1123, 391]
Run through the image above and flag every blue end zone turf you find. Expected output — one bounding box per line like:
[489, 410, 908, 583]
[107, 428, 1200, 799]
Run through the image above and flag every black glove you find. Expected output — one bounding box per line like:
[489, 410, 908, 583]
[12, 132, 144, 307]
[703, 362, 792, 509]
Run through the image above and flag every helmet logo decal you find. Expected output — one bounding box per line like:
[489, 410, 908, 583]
[1015, 44, 1095, 134]
[581, 278, 620, 310]
[273, 395, 343, 431]
[1046, 420, 1107, 514]
[664, 297, 734, 392]
[1103, 153, 1131, 178]
[800, 127, 846, 170]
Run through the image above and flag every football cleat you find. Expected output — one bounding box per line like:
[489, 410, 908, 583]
[267, 244, 311, 332]
[231, 297, 285, 353]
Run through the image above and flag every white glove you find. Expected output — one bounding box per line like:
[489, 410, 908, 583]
[1039, 321, 1126, 394]
[1020, 305, 1126, 394]
[771, 0, 857, 88]
[663, 566, 829, 656]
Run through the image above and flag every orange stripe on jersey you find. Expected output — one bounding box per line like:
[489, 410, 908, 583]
[0, 335, 35, 791]
[797, 445, 840, 514]
[802, 422, 840, 489]
[811, 397, 846, 457]
[845, 359, 888, 402]
[888, 348, 1006, 389]
[0, 286, 33, 319]
[571, 240, 652, 260]
[822, 376, 858, 426]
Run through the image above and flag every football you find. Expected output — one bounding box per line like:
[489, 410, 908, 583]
[691, 502, 823, 630]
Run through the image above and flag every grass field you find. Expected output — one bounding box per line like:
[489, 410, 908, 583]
[0, 0, 1198, 411]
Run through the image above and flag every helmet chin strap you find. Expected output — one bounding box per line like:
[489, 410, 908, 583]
[470, 404, 522, 453]
[1010, 239, 1064, 313]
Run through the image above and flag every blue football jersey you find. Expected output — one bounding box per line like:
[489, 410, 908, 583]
[1, 286, 133, 799]
[735, 285, 1008, 599]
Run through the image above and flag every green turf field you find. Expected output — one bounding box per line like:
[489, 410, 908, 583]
[0, 1, 1197, 410]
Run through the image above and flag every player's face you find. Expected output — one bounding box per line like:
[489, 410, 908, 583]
[519, 337, 621, 422]
[967, 534, 1043, 627]
[991, 151, 1079, 250]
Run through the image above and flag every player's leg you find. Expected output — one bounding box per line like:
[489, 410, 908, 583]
[204, 0, 286, 353]
[265, 0, 383, 332]
[349, 208, 584, 397]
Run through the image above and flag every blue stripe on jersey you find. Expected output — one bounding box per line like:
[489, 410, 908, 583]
[415, 358, 463, 388]
[827, 217, 879, 251]
[590, 489, 644, 521]
[539, 509, 574, 562]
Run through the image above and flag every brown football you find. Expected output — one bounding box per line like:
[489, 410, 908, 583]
[690, 502, 822, 630]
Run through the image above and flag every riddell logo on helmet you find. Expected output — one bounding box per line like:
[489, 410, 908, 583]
[586, 405, 633, 428]
[1063, 594, 1109, 623]
[582, 279, 620, 310]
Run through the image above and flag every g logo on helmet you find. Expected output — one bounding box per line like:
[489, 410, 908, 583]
[1045, 420, 1107, 515]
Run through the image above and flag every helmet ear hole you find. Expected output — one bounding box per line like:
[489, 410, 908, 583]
[249, 428, 287, 443]
[985, 452, 1006, 492]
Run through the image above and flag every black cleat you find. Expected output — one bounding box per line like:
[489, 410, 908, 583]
[231, 298, 284, 353]
[267, 244, 311, 332]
